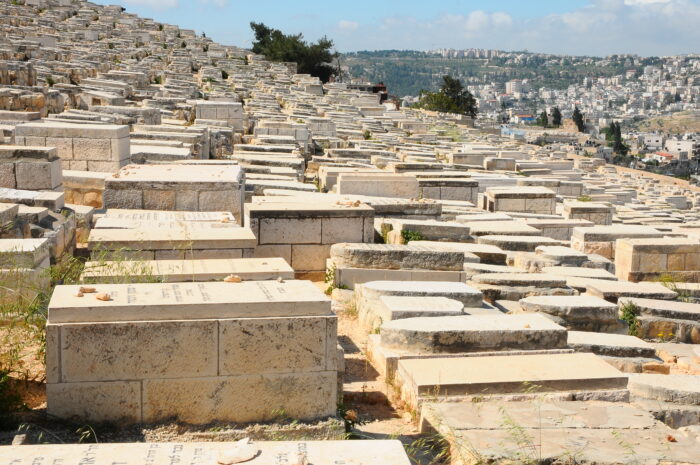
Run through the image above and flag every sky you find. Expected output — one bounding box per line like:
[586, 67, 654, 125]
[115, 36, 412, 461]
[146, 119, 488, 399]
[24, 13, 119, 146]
[92, 0, 700, 56]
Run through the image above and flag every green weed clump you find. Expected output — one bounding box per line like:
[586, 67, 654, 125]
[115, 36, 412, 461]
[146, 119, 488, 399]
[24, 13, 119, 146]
[401, 229, 425, 244]
[620, 302, 640, 336]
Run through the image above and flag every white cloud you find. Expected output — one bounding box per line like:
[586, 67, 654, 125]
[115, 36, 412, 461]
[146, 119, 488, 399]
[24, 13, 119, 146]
[464, 11, 490, 32]
[338, 20, 359, 32]
[122, 0, 178, 9]
[336, 0, 700, 56]
[199, 0, 229, 6]
[624, 0, 670, 4]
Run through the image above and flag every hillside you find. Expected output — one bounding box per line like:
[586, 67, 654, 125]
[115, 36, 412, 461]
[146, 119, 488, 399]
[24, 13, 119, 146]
[343, 50, 659, 97]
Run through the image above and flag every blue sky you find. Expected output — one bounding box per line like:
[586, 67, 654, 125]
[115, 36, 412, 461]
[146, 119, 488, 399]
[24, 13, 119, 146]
[94, 0, 700, 56]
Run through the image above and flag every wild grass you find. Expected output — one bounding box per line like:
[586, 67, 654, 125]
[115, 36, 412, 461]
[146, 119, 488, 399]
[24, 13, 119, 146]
[0, 245, 162, 427]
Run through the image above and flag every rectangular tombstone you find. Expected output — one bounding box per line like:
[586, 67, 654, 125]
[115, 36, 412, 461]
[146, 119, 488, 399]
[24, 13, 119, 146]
[246, 201, 374, 273]
[87, 223, 256, 259]
[46, 280, 338, 424]
[564, 201, 614, 225]
[80, 257, 295, 283]
[15, 122, 130, 172]
[484, 157, 516, 171]
[418, 178, 478, 204]
[484, 186, 556, 214]
[397, 352, 627, 411]
[571, 225, 665, 259]
[195, 100, 244, 131]
[336, 173, 419, 199]
[0, 440, 412, 465]
[0, 187, 64, 210]
[615, 238, 700, 282]
[526, 218, 594, 241]
[103, 164, 245, 225]
[0, 146, 62, 190]
[330, 243, 465, 271]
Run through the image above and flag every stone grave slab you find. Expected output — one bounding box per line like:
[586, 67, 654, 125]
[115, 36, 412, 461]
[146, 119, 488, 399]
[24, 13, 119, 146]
[519, 295, 623, 333]
[0, 440, 411, 465]
[586, 280, 678, 303]
[80, 257, 295, 283]
[380, 314, 567, 354]
[331, 243, 464, 271]
[0, 187, 64, 210]
[470, 273, 576, 301]
[46, 280, 337, 424]
[87, 225, 257, 259]
[103, 164, 245, 225]
[420, 401, 700, 465]
[541, 266, 617, 281]
[567, 330, 659, 372]
[357, 280, 483, 308]
[465, 221, 542, 237]
[48, 280, 330, 323]
[411, 240, 504, 264]
[397, 353, 628, 410]
[377, 296, 464, 322]
[477, 234, 562, 252]
[628, 373, 700, 405]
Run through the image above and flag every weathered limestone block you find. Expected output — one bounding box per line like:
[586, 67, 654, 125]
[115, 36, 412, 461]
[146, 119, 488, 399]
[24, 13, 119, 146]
[571, 225, 664, 259]
[0, 146, 62, 191]
[247, 201, 374, 273]
[470, 273, 576, 301]
[0, 441, 412, 465]
[615, 238, 700, 282]
[380, 314, 567, 354]
[519, 295, 623, 333]
[330, 243, 464, 271]
[46, 280, 338, 424]
[336, 173, 419, 199]
[564, 201, 614, 225]
[15, 122, 130, 172]
[103, 164, 244, 224]
[484, 186, 556, 214]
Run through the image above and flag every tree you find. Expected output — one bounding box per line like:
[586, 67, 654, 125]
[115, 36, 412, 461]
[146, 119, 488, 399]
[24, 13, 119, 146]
[572, 106, 585, 132]
[605, 122, 629, 156]
[250, 22, 337, 83]
[537, 110, 549, 127]
[415, 75, 478, 118]
[551, 107, 562, 127]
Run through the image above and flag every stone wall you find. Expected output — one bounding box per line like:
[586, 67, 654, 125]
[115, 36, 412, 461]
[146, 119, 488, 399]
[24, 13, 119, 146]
[15, 122, 130, 172]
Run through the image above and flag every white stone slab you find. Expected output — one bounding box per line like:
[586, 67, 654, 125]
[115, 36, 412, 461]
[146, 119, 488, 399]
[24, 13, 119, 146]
[48, 280, 331, 323]
[0, 440, 411, 465]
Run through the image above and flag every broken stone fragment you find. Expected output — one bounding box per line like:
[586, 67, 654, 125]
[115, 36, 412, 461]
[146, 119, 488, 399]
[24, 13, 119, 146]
[217, 438, 259, 464]
[95, 293, 111, 302]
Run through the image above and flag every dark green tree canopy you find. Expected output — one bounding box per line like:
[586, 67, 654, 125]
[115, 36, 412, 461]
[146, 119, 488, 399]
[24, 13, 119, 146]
[415, 75, 478, 118]
[572, 106, 585, 132]
[605, 121, 629, 155]
[551, 107, 562, 127]
[250, 22, 337, 83]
